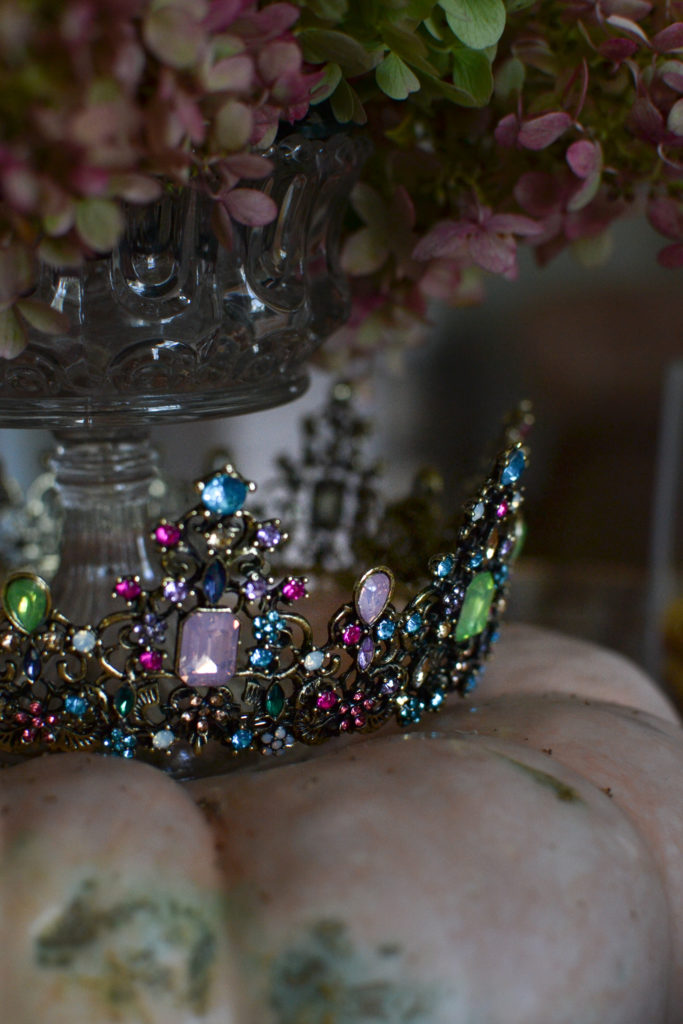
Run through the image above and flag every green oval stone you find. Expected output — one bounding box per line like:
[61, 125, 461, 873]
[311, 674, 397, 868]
[455, 572, 495, 642]
[265, 683, 285, 717]
[3, 576, 49, 634]
[114, 684, 135, 717]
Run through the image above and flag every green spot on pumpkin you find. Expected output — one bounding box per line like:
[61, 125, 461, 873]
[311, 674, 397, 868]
[495, 752, 583, 803]
[270, 919, 436, 1023]
[455, 571, 495, 642]
[3, 575, 49, 634]
[35, 879, 217, 1014]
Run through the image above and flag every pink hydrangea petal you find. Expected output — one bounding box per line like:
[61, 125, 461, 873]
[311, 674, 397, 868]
[203, 0, 249, 32]
[657, 242, 683, 268]
[487, 213, 543, 237]
[661, 60, 683, 94]
[413, 220, 473, 260]
[605, 13, 649, 43]
[224, 187, 278, 226]
[514, 171, 566, 217]
[221, 153, 272, 179]
[668, 98, 683, 137]
[598, 37, 638, 61]
[257, 40, 302, 84]
[494, 112, 519, 147]
[518, 112, 572, 151]
[601, 0, 652, 19]
[469, 231, 518, 278]
[647, 196, 683, 239]
[652, 23, 683, 54]
[566, 139, 601, 179]
[417, 259, 462, 301]
[204, 55, 254, 93]
[628, 98, 666, 143]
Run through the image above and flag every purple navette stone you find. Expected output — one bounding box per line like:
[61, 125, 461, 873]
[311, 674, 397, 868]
[357, 635, 375, 672]
[177, 608, 240, 688]
[356, 570, 392, 625]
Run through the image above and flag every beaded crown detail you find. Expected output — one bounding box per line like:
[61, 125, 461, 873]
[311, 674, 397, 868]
[0, 417, 530, 769]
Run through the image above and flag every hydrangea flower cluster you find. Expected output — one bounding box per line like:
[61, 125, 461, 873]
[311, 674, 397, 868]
[2, 0, 683, 358]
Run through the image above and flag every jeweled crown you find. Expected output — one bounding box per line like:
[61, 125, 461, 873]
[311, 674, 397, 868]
[0, 412, 530, 773]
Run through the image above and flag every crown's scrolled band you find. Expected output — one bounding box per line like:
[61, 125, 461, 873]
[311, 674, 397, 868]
[0, 420, 530, 767]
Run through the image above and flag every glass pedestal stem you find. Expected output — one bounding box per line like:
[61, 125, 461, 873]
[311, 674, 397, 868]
[50, 429, 159, 624]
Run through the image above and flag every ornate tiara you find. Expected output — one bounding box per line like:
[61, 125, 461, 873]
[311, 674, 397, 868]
[0, 413, 530, 773]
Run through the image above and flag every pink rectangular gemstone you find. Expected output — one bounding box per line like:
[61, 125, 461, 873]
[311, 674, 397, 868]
[177, 608, 240, 687]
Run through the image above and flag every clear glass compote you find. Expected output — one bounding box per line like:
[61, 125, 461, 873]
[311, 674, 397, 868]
[0, 132, 367, 624]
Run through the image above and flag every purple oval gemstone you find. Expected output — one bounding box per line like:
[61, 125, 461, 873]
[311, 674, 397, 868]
[357, 636, 374, 672]
[356, 570, 392, 626]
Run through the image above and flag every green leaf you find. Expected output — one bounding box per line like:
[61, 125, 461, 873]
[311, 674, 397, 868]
[451, 46, 494, 105]
[213, 99, 252, 151]
[330, 79, 367, 124]
[376, 52, 421, 99]
[494, 56, 525, 100]
[350, 182, 387, 232]
[341, 227, 389, 275]
[143, 5, 204, 70]
[301, 0, 348, 19]
[75, 198, 124, 253]
[298, 28, 375, 76]
[506, 0, 536, 11]
[571, 230, 614, 268]
[37, 237, 84, 269]
[404, 0, 439, 18]
[380, 22, 429, 62]
[309, 62, 343, 104]
[438, 0, 506, 49]
[0, 307, 28, 359]
[16, 299, 69, 336]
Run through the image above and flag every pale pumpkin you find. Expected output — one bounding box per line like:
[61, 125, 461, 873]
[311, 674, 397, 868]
[1, 624, 681, 1024]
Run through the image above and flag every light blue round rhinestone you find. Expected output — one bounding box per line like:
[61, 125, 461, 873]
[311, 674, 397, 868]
[65, 694, 88, 717]
[404, 612, 423, 635]
[303, 649, 324, 671]
[376, 619, 395, 640]
[501, 449, 526, 486]
[436, 555, 454, 578]
[430, 691, 445, 709]
[250, 647, 274, 667]
[231, 727, 253, 751]
[201, 474, 248, 516]
[468, 551, 483, 569]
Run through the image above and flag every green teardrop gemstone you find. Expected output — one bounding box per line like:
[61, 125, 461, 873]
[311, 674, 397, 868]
[265, 683, 285, 717]
[455, 572, 495, 642]
[3, 576, 49, 634]
[114, 684, 135, 717]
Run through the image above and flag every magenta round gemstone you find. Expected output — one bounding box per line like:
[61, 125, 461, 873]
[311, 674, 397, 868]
[343, 624, 363, 645]
[496, 502, 509, 519]
[115, 578, 141, 601]
[155, 523, 181, 547]
[282, 578, 307, 601]
[140, 650, 163, 672]
[316, 690, 338, 711]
